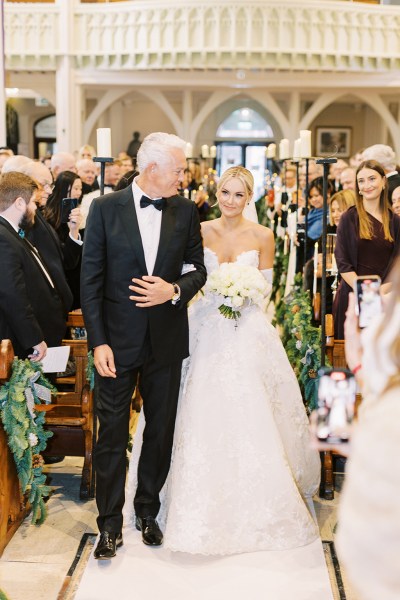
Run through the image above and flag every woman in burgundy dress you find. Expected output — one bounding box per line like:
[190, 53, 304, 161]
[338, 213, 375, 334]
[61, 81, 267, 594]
[333, 160, 400, 339]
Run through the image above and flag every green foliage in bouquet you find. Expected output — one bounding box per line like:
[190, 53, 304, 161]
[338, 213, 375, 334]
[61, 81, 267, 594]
[0, 359, 55, 524]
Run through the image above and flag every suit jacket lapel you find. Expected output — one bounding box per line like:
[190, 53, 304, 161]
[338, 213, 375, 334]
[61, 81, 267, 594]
[153, 199, 176, 274]
[116, 187, 147, 275]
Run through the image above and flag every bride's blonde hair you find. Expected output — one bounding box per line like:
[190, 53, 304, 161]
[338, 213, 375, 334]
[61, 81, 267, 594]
[217, 166, 254, 201]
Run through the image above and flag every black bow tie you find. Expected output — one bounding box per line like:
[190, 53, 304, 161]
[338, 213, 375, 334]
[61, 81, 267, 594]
[140, 195, 165, 211]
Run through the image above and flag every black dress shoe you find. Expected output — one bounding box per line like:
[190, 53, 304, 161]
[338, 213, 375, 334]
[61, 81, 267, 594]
[94, 531, 123, 560]
[136, 516, 163, 546]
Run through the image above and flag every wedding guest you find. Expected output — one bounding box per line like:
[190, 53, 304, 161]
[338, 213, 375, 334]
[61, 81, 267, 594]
[333, 160, 400, 339]
[304, 177, 334, 261]
[50, 151, 76, 180]
[339, 166, 356, 191]
[329, 159, 348, 192]
[118, 153, 134, 176]
[1, 155, 32, 174]
[0, 173, 66, 361]
[78, 144, 96, 160]
[0, 147, 14, 170]
[329, 189, 356, 230]
[387, 173, 400, 211]
[389, 182, 400, 216]
[80, 160, 122, 228]
[76, 158, 97, 194]
[44, 170, 83, 309]
[21, 161, 54, 208]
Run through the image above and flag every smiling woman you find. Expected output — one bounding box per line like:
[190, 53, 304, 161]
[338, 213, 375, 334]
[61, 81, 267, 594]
[333, 160, 400, 339]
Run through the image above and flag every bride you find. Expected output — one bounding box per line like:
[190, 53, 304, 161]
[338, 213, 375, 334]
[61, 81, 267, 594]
[126, 166, 320, 555]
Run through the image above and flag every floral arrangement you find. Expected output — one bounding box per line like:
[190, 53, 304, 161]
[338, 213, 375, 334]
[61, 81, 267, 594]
[207, 263, 268, 322]
[0, 359, 55, 524]
[277, 274, 327, 411]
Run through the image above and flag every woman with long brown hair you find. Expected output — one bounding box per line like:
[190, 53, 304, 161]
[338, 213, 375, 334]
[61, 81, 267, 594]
[333, 159, 400, 338]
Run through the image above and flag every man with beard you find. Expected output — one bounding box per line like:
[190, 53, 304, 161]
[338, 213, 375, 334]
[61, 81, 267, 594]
[0, 172, 66, 361]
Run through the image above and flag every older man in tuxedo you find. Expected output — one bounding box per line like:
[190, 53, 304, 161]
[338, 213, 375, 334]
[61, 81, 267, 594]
[0, 172, 66, 361]
[81, 132, 206, 559]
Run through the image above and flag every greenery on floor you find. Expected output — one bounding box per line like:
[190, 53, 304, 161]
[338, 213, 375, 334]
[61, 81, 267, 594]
[0, 359, 55, 524]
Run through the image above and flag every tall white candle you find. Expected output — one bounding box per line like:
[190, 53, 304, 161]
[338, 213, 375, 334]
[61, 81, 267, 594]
[183, 189, 189, 199]
[185, 142, 193, 159]
[210, 145, 217, 158]
[267, 143, 276, 158]
[201, 144, 209, 158]
[97, 128, 112, 157]
[300, 130, 312, 158]
[293, 138, 301, 161]
[279, 139, 290, 160]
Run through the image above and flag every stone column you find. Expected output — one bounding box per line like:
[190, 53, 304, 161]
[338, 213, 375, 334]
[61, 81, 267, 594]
[55, 0, 83, 153]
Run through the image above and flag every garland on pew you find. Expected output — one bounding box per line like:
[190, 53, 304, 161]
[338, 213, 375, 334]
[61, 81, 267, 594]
[0, 359, 55, 524]
[269, 235, 289, 312]
[276, 273, 325, 411]
[86, 351, 95, 390]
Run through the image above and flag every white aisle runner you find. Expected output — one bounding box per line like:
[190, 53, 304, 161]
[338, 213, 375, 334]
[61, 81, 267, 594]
[74, 529, 334, 600]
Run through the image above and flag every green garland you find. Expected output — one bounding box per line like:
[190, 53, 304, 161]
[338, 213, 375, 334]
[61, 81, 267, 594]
[86, 350, 95, 390]
[270, 236, 289, 316]
[0, 359, 55, 524]
[275, 274, 326, 411]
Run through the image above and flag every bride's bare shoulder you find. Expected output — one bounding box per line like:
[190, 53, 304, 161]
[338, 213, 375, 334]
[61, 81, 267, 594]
[201, 219, 220, 239]
[250, 222, 274, 242]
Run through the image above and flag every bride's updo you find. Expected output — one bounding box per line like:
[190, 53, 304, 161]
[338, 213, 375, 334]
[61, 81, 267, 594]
[217, 166, 254, 200]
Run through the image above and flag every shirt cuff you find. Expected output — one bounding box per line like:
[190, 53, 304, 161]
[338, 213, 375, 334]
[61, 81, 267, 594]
[69, 232, 83, 246]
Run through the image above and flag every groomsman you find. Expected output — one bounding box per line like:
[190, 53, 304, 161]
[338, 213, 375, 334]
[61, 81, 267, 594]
[0, 172, 66, 361]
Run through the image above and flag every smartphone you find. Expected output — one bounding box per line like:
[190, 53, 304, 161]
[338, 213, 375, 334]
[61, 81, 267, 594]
[316, 368, 356, 444]
[353, 275, 382, 329]
[61, 197, 78, 223]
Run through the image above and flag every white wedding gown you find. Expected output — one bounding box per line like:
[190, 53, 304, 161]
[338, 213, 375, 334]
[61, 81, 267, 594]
[125, 248, 321, 555]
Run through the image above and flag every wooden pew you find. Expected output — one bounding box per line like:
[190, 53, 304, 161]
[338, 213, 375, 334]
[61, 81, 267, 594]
[40, 311, 96, 499]
[0, 340, 29, 557]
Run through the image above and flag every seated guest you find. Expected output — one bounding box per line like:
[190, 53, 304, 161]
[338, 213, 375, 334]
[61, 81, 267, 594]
[0, 173, 67, 360]
[339, 166, 356, 191]
[329, 189, 356, 231]
[44, 170, 83, 309]
[76, 158, 97, 194]
[21, 161, 54, 208]
[50, 152, 76, 180]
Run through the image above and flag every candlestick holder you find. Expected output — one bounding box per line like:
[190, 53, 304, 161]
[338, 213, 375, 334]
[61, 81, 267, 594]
[315, 156, 337, 367]
[93, 156, 114, 196]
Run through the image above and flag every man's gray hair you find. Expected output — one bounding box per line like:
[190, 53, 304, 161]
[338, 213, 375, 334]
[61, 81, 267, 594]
[362, 144, 397, 172]
[136, 132, 186, 173]
[1, 155, 32, 174]
[50, 151, 76, 169]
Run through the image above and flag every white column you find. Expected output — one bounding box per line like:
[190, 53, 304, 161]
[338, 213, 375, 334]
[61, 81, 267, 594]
[0, 3, 7, 146]
[55, 0, 83, 152]
[182, 90, 193, 144]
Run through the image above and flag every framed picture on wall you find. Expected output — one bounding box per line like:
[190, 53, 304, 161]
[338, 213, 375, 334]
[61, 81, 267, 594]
[315, 127, 352, 158]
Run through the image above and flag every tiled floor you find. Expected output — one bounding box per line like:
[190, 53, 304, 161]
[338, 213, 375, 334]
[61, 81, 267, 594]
[0, 459, 356, 600]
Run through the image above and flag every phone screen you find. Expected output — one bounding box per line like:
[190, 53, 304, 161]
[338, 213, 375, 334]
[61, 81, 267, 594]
[61, 198, 78, 223]
[354, 276, 382, 329]
[316, 369, 356, 444]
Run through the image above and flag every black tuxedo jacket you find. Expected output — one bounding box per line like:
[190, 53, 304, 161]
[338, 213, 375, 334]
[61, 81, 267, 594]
[80, 187, 207, 367]
[26, 210, 81, 313]
[0, 218, 68, 358]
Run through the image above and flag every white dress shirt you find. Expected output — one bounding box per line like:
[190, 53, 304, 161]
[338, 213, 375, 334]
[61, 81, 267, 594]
[131, 178, 163, 275]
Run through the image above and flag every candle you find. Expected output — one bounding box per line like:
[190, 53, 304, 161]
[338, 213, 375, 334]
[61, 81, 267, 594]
[97, 128, 112, 157]
[300, 130, 312, 158]
[183, 189, 189, 199]
[185, 143, 193, 159]
[191, 190, 197, 202]
[283, 234, 288, 255]
[210, 145, 217, 158]
[267, 143, 276, 158]
[279, 139, 290, 160]
[313, 242, 318, 295]
[293, 138, 301, 161]
[201, 144, 209, 158]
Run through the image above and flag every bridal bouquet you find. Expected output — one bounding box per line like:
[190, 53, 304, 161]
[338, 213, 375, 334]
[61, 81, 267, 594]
[207, 263, 268, 322]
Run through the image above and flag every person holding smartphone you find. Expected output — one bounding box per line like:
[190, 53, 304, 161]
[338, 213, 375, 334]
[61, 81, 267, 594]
[336, 259, 400, 600]
[333, 159, 400, 339]
[44, 170, 83, 308]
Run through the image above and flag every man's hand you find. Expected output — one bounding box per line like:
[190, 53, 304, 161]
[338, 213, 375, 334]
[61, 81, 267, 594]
[28, 341, 47, 362]
[94, 344, 117, 378]
[129, 276, 174, 307]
